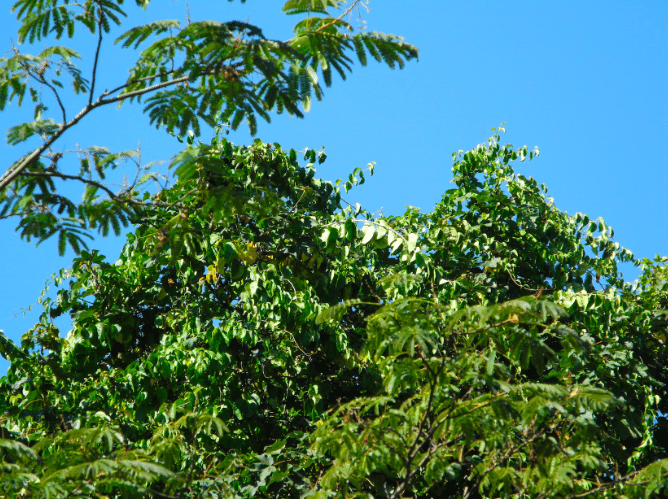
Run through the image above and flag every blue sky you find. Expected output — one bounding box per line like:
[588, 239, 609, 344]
[1, 0, 666, 376]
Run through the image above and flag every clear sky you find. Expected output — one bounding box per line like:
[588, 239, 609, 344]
[1, 1, 666, 376]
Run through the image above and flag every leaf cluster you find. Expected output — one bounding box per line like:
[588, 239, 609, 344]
[1, 0, 418, 254]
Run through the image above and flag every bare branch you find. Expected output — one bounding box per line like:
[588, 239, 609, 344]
[101, 70, 179, 98]
[97, 74, 191, 106]
[36, 75, 67, 123]
[88, 7, 105, 107]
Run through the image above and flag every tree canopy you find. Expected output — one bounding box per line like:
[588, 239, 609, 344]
[1, 1, 667, 497]
[0, 0, 418, 254]
[1, 127, 666, 497]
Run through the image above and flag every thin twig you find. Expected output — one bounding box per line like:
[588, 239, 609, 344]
[101, 70, 179, 98]
[405, 356, 445, 464]
[506, 268, 553, 293]
[139, 487, 184, 499]
[449, 318, 517, 336]
[98, 74, 192, 106]
[88, 7, 104, 107]
[22, 170, 181, 209]
[40, 77, 67, 123]
[12, 45, 67, 122]
[564, 471, 646, 499]
[314, 0, 366, 33]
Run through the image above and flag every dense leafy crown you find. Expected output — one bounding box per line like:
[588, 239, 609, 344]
[1, 129, 666, 498]
[0, 0, 418, 254]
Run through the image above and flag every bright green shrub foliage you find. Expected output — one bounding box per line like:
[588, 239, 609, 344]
[1, 129, 667, 498]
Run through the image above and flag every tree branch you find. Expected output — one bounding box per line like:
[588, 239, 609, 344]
[12, 46, 67, 122]
[101, 69, 180, 98]
[88, 7, 105, 107]
[314, 0, 366, 34]
[21, 170, 182, 210]
[39, 76, 67, 123]
[564, 470, 647, 499]
[0, 74, 192, 192]
[98, 73, 192, 106]
[405, 356, 445, 462]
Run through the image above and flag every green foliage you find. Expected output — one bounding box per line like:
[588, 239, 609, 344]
[0, 0, 418, 253]
[5, 2, 663, 497]
[1, 130, 666, 497]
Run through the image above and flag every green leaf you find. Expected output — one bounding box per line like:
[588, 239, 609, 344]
[0, 331, 25, 361]
[315, 299, 363, 324]
[361, 224, 375, 245]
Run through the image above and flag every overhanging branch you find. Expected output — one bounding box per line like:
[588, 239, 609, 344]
[22, 169, 186, 210]
[0, 74, 193, 193]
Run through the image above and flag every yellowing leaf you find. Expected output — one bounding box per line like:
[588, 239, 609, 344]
[239, 242, 258, 264]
